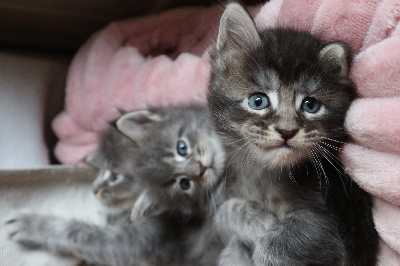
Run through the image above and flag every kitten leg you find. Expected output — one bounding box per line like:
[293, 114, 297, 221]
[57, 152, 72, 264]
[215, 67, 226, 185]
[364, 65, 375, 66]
[6, 212, 180, 266]
[215, 198, 278, 245]
[6, 211, 71, 249]
[218, 237, 253, 266]
[252, 208, 349, 266]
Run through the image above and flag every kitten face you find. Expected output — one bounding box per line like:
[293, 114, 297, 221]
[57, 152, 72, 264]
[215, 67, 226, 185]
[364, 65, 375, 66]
[91, 169, 137, 208]
[208, 6, 355, 169]
[117, 106, 226, 216]
[85, 128, 140, 209]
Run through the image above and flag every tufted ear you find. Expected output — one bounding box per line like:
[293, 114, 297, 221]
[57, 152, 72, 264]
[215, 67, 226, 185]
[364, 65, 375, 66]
[216, 3, 261, 55]
[319, 42, 350, 81]
[116, 110, 163, 142]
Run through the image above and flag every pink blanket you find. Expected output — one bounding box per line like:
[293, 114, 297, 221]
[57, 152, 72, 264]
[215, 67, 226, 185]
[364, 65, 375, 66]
[53, 0, 400, 263]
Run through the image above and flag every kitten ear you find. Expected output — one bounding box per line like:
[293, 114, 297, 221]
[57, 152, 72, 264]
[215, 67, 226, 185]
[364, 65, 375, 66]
[84, 150, 102, 168]
[217, 3, 261, 54]
[130, 190, 164, 221]
[116, 110, 163, 142]
[319, 42, 349, 81]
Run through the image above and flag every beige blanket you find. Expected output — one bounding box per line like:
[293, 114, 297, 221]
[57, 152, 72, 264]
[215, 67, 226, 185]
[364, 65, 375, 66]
[0, 166, 104, 266]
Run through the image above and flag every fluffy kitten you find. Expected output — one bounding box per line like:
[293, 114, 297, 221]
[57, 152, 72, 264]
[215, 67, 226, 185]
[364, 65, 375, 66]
[115, 106, 226, 221]
[85, 128, 142, 224]
[6, 127, 181, 266]
[6, 106, 226, 266]
[207, 3, 378, 266]
[115, 106, 226, 265]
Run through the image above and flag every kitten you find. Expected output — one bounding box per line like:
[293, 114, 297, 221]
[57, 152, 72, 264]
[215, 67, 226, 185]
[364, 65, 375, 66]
[115, 106, 226, 265]
[115, 106, 226, 221]
[85, 127, 142, 224]
[6, 127, 181, 266]
[207, 3, 378, 266]
[6, 106, 226, 266]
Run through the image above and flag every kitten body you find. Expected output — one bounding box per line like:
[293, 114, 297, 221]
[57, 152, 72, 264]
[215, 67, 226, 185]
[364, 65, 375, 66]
[208, 3, 378, 266]
[116, 106, 226, 265]
[6, 106, 226, 266]
[6, 127, 181, 266]
[86, 128, 142, 224]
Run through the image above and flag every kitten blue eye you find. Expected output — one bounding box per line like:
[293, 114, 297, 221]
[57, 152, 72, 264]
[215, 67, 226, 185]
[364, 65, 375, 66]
[110, 173, 123, 182]
[301, 97, 321, 113]
[180, 178, 191, 190]
[177, 140, 188, 156]
[248, 93, 270, 110]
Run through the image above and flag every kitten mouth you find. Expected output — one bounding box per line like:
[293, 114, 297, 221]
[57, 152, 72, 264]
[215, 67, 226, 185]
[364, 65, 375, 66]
[273, 142, 295, 150]
[200, 154, 217, 175]
[278, 144, 291, 148]
[270, 144, 299, 157]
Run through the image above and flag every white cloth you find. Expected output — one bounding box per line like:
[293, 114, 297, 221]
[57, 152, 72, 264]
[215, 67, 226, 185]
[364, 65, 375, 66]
[0, 50, 68, 168]
[0, 166, 105, 266]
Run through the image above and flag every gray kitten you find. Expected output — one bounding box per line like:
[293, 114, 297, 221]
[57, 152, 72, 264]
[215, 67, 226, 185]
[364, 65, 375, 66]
[85, 128, 142, 224]
[207, 3, 378, 266]
[115, 106, 226, 221]
[6, 106, 226, 266]
[6, 127, 181, 266]
[115, 106, 226, 265]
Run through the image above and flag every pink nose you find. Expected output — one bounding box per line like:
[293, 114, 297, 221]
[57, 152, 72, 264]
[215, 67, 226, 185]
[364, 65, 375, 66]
[276, 128, 298, 141]
[193, 162, 207, 177]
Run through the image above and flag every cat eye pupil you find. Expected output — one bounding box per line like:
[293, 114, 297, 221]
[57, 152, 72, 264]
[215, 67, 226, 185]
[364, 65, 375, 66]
[248, 93, 270, 110]
[255, 97, 263, 106]
[302, 97, 321, 113]
[177, 140, 188, 156]
[179, 178, 191, 190]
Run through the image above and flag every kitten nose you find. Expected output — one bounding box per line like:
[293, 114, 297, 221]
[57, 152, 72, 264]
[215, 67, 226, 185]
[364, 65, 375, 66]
[193, 162, 207, 177]
[198, 162, 207, 177]
[276, 128, 298, 141]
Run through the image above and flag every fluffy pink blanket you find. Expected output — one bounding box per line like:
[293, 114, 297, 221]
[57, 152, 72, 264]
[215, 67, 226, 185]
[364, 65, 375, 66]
[52, 0, 400, 263]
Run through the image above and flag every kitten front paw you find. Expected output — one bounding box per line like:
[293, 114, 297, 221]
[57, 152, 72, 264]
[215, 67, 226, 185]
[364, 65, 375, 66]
[216, 198, 277, 244]
[5, 212, 50, 248]
[252, 232, 347, 266]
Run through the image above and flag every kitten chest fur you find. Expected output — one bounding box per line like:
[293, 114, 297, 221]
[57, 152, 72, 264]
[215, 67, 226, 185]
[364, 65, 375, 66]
[228, 157, 317, 221]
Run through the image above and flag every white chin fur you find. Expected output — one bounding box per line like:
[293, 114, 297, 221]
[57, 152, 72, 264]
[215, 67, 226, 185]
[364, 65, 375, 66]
[257, 146, 304, 168]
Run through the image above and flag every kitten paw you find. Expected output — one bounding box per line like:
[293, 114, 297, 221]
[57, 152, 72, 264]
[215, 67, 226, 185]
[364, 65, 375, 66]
[252, 230, 347, 266]
[5, 212, 48, 248]
[216, 198, 277, 244]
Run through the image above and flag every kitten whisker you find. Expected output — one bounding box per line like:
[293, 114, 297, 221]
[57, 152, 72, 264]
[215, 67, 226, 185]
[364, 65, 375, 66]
[320, 137, 345, 144]
[315, 144, 346, 171]
[314, 144, 349, 196]
[222, 139, 255, 193]
[220, 136, 252, 145]
[242, 142, 258, 180]
[320, 141, 342, 151]
[306, 148, 322, 188]
[315, 143, 349, 180]
[259, 158, 275, 181]
[241, 141, 255, 179]
[307, 146, 330, 193]
[288, 170, 298, 186]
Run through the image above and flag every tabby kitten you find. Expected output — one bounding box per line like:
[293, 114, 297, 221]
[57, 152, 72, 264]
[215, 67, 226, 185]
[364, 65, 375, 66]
[85, 127, 142, 224]
[115, 106, 226, 221]
[207, 3, 378, 266]
[6, 127, 182, 266]
[116, 106, 226, 265]
[6, 106, 226, 266]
